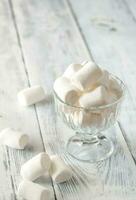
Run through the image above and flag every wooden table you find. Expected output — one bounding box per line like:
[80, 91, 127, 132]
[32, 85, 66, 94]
[0, 0, 136, 199]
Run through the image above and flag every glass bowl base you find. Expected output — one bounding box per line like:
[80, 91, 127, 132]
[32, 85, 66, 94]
[66, 133, 114, 163]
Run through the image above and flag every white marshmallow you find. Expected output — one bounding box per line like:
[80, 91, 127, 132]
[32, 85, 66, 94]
[79, 86, 108, 108]
[50, 155, 72, 183]
[0, 128, 29, 149]
[107, 90, 118, 104]
[98, 70, 110, 88]
[73, 111, 102, 128]
[18, 85, 46, 106]
[21, 152, 51, 181]
[84, 70, 110, 93]
[109, 77, 122, 94]
[72, 61, 103, 91]
[18, 180, 51, 200]
[63, 63, 82, 78]
[53, 76, 80, 104]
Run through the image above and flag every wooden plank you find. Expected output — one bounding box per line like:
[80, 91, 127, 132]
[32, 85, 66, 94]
[0, 1, 22, 198]
[10, 0, 136, 199]
[123, 0, 136, 21]
[68, 0, 136, 160]
[0, 146, 14, 199]
[0, 0, 55, 199]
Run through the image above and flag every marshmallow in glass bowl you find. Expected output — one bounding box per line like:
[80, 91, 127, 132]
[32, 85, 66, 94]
[53, 61, 122, 112]
[53, 61, 125, 162]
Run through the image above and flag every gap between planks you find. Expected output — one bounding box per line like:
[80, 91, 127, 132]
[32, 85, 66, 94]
[123, 0, 136, 23]
[65, 0, 94, 60]
[6, 148, 17, 199]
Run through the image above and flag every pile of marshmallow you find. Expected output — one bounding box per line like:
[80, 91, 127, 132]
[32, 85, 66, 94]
[54, 61, 122, 127]
[18, 153, 72, 200]
[0, 85, 73, 200]
[0, 129, 72, 200]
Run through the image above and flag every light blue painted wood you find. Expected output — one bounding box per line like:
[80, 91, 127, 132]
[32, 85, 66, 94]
[0, 0, 136, 199]
[0, 0, 55, 199]
[8, 0, 136, 199]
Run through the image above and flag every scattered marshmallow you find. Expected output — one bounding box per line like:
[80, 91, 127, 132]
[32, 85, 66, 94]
[79, 86, 108, 108]
[18, 180, 51, 200]
[53, 76, 80, 104]
[72, 61, 103, 91]
[21, 152, 51, 181]
[50, 155, 72, 183]
[63, 63, 82, 78]
[0, 128, 28, 149]
[18, 85, 46, 106]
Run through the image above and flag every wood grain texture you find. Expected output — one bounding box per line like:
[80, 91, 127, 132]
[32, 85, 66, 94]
[0, 0, 55, 199]
[124, 0, 136, 21]
[9, 0, 136, 199]
[68, 0, 136, 161]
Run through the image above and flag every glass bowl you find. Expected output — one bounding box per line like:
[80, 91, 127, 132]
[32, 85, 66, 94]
[53, 74, 126, 162]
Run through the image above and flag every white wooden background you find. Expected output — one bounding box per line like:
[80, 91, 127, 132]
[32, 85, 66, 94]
[0, 0, 136, 199]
